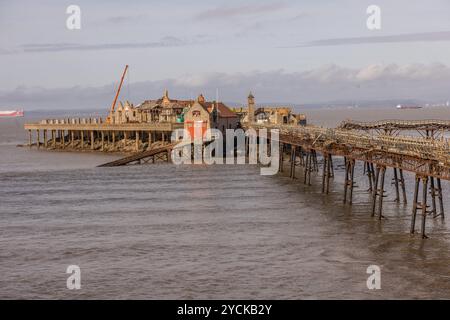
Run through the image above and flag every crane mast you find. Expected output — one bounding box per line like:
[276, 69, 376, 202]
[106, 65, 128, 124]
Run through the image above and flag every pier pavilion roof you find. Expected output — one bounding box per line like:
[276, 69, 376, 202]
[134, 90, 237, 118]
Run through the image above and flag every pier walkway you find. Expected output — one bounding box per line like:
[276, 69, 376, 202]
[339, 119, 450, 138]
[98, 143, 176, 167]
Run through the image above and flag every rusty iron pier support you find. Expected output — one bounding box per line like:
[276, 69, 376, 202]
[392, 168, 407, 204]
[298, 147, 305, 167]
[303, 150, 313, 185]
[36, 130, 40, 149]
[43, 130, 47, 148]
[371, 165, 387, 219]
[289, 145, 297, 179]
[411, 175, 429, 238]
[399, 169, 407, 204]
[343, 158, 356, 204]
[429, 177, 445, 219]
[365, 162, 376, 192]
[322, 153, 332, 194]
[436, 178, 445, 219]
[311, 149, 319, 172]
[278, 143, 284, 173]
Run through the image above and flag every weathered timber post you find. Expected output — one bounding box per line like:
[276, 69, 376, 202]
[101, 131, 105, 151]
[135, 131, 140, 151]
[279, 143, 284, 173]
[112, 131, 115, 149]
[28, 130, 32, 148]
[80, 131, 84, 149]
[36, 130, 40, 149]
[71, 131, 75, 149]
[124, 131, 128, 146]
[90, 131, 94, 150]
[43, 130, 47, 148]
[52, 130, 56, 147]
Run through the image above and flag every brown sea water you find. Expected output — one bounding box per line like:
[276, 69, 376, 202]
[0, 107, 449, 299]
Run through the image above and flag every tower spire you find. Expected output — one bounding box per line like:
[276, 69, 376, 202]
[248, 91, 255, 123]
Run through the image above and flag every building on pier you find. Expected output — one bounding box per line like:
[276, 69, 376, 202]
[109, 90, 239, 130]
[183, 96, 239, 138]
[235, 93, 307, 126]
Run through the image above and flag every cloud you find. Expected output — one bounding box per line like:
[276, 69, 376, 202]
[293, 31, 450, 47]
[2, 63, 450, 110]
[194, 2, 287, 20]
[0, 36, 211, 54]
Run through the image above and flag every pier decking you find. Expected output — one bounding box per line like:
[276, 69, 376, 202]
[24, 119, 183, 152]
[98, 143, 176, 167]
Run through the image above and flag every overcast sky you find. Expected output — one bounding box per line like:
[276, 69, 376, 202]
[1, 0, 450, 108]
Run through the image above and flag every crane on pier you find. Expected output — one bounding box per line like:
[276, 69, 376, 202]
[106, 65, 129, 124]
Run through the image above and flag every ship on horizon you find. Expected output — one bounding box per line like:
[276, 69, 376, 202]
[0, 109, 24, 117]
[396, 104, 422, 110]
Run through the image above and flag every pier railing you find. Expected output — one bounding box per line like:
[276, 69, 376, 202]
[25, 119, 184, 131]
[246, 123, 450, 179]
[338, 119, 450, 131]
